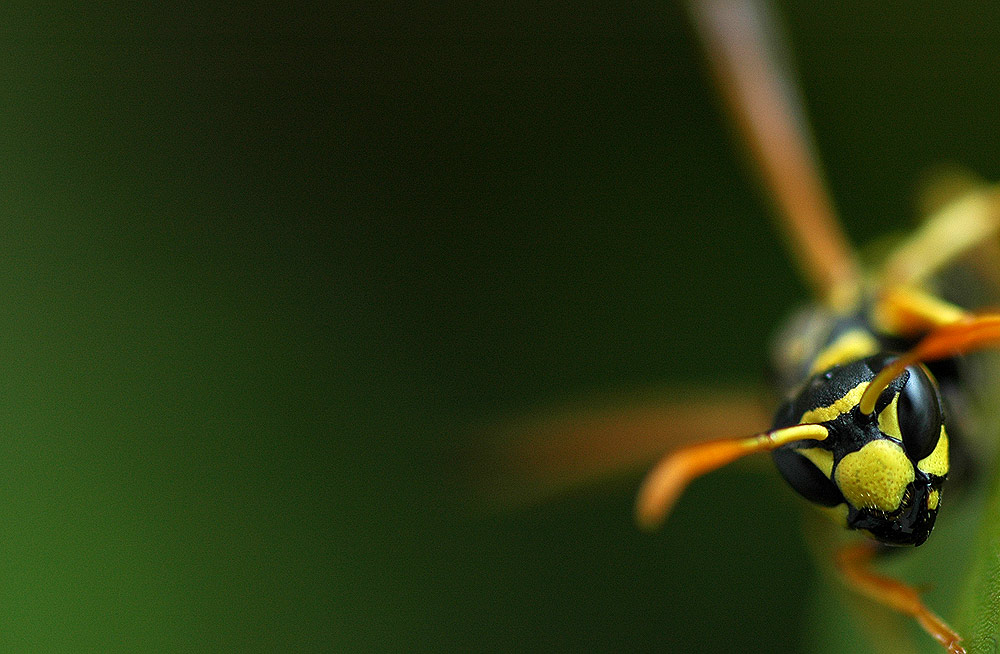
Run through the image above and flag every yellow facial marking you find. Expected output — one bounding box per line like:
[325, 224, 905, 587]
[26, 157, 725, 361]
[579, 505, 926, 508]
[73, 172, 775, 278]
[835, 439, 914, 512]
[798, 447, 834, 478]
[927, 489, 940, 510]
[877, 393, 902, 441]
[917, 427, 949, 477]
[800, 381, 869, 425]
[809, 329, 879, 376]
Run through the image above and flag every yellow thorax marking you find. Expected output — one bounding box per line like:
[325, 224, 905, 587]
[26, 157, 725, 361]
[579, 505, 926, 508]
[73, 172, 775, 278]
[800, 381, 869, 425]
[835, 439, 914, 512]
[808, 329, 879, 376]
[917, 427, 949, 477]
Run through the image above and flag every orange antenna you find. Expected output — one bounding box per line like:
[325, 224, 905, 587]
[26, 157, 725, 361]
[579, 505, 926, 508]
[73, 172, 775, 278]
[635, 422, 829, 529]
[860, 315, 1000, 415]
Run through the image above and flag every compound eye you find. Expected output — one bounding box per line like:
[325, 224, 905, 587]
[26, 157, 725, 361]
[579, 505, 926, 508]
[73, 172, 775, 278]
[772, 447, 844, 507]
[897, 364, 943, 461]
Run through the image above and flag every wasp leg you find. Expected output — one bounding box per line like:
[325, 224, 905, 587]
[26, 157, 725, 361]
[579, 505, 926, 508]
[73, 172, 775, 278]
[882, 184, 1000, 289]
[687, 0, 861, 308]
[835, 541, 965, 654]
[873, 285, 968, 337]
[469, 388, 772, 511]
[635, 422, 828, 529]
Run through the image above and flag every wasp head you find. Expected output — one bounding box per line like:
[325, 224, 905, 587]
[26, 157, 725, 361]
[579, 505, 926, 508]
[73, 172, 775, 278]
[771, 355, 949, 546]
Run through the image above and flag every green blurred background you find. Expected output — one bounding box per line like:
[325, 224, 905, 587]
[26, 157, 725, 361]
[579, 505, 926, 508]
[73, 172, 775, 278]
[5, 1, 999, 652]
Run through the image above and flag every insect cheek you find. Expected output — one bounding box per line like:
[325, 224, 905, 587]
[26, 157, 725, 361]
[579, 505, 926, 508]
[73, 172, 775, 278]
[916, 427, 950, 478]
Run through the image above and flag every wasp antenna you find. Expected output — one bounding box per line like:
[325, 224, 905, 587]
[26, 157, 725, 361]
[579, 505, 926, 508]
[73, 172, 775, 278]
[860, 314, 1000, 415]
[635, 422, 828, 530]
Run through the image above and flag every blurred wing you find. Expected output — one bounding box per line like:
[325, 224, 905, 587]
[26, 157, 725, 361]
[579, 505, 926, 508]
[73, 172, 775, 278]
[467, 387, 773, 510]
[881, 169, 1000, 290]
[689, 0, 860, 306]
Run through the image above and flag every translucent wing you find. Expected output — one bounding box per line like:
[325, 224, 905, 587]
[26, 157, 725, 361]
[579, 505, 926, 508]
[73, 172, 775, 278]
[689, 0, 860, 306]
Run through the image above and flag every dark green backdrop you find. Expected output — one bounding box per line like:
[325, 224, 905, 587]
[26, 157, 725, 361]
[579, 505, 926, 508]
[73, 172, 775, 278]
[6, 1, 999, 652]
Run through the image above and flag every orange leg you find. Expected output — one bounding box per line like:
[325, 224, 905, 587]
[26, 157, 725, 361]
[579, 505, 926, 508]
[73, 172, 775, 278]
[687, 0, 861, 308]
[470, 388, 772, 511]
[836, 541, 965, 654]
[873, 285, 968, 338]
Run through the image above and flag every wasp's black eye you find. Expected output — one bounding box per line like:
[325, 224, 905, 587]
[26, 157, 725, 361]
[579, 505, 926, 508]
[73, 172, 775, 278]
[897, 364, 943, 461]
[772, 447, 845, 507]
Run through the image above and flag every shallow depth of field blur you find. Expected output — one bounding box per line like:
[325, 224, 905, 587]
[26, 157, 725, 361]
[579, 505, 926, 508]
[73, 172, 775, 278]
[344, 2, 1000, 653]
[7, 1, 1000, 652]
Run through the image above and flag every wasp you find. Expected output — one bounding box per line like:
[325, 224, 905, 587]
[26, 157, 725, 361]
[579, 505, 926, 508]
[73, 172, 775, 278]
[479, 1, 1000, 652]
[623, 2, 1000, 652]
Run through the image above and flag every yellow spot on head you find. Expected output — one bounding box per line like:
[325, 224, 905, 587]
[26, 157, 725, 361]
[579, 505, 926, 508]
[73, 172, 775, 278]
[798, 447, 834, 478]
[877, 393, 902, 441]
[835, 440, 915, 512]
[809, 329, 879, 376]
[800, 381, 869, 425]
[917, 427, 949, 477]
[927, 489, 940, 510]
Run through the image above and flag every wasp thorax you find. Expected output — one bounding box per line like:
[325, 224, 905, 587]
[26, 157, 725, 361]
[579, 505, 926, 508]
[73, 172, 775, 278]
[771, 355, 949, 546]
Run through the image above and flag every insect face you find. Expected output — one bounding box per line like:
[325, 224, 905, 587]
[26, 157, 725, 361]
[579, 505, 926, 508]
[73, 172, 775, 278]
[772, 355, 948, 546]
